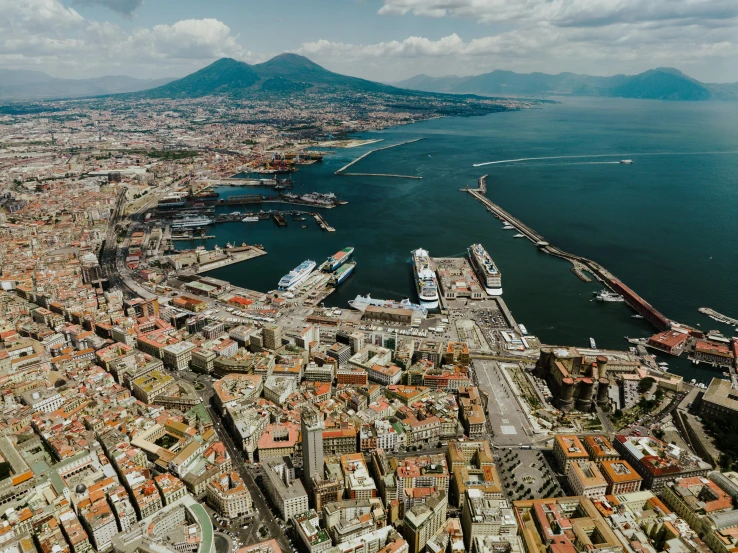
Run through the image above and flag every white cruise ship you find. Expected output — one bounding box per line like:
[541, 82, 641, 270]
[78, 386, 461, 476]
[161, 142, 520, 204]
[468, 244, 502, 296]
[411, 248, 439, 309]
[278, 260, 316, 290]
[170, 216, 212, 229]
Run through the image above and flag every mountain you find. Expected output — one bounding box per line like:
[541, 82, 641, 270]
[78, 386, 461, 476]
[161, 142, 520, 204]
[131, 54, 403, 99]
[394, 67, 737, 101]
[0, 69, 174, 100]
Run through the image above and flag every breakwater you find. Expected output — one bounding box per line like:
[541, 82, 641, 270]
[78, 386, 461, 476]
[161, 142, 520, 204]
[335, 138, 425, 179]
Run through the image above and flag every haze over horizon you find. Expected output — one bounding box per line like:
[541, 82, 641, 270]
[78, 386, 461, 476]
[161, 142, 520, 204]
[3, 0, 738, 84]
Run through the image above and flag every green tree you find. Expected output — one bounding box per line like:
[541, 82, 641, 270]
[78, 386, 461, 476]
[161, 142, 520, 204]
[638, 377, 656, 394]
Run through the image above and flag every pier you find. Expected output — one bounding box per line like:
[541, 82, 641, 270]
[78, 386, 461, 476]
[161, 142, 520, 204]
[195, 247, 266, 274]
[312, 213, 335, 232]
[335, 138, 424, 179]
[463, 178, 672, 331]
[699, 308, 738, 327]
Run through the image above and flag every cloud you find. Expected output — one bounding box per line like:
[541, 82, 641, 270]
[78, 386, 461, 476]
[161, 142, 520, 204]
[297, 0, 738, 81]
[0, 0, 253, 77]
[74, 0, 144, 16]
[377, 0, 738, 28]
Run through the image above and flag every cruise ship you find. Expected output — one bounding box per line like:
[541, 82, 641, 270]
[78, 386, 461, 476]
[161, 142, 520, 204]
[332, 262, 356, 286]
[170, 216, 213, 229]
[278, 260, 316, 290]
[322, 247, 354, 272]
[468, 244, 502, 296]
[411, 248, 439, 309]
[348, 294, 428, 318]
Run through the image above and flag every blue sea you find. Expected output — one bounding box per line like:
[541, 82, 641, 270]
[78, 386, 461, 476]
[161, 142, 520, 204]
[179, 96, 738, 383]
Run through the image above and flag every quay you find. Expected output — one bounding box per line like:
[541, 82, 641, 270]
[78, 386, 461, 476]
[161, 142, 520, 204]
[335, 138, 425, 179]
[699, 308, 738, 327]
[312, 213, 335, 232]
[196, 247, 266, 274]
[215, 194, 339, 209]
[171, 235, 215, 241]
[463, 177, 672, 331]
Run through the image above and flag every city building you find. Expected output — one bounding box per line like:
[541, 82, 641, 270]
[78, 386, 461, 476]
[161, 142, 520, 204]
[263, 457, 309, 521]
[402, 491, 448, 553]
[460, 490, 517, 551]
[566, 461, 608, 499]
[553, 435, 590, 474]
[206, 471, 254, 519]
[600, 460, 643, 495]
[302, 408, 324, 494]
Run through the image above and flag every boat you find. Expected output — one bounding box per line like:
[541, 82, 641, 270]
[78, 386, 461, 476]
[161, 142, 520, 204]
[412, 248, 440, 308]
[620, 159, 634, 164]
[468, 243, 503, 296]
[322, 247, 354, 272]
[595, 289, 625, 302]
[332, 262, 356, 286]
[590, 337, 597, 349]
[502, 224, 515, 230]
[242, 216, 259, 223]
[348, 294, 428, 318]
[519, 324, 529, 335]
[273, 213, 287, 226]
[513, 234, 525, 238]
[631, 314, 644, 319]
[278, 260, 316, 290]
[170, 216, 212, 229]
[157, 196, 187, 209]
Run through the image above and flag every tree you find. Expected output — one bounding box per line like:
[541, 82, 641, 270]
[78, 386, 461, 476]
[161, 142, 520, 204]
[638, 377, 656, 394]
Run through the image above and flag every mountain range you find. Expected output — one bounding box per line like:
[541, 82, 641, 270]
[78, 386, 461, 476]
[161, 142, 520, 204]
[126, 54, 403, 99]
[0, 70, 174, 100]
[394, 67, 738, 101]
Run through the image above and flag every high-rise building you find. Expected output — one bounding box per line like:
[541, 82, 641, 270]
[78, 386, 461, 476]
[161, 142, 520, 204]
[302, 408, 324, 494]
[263, 324, 283, 351]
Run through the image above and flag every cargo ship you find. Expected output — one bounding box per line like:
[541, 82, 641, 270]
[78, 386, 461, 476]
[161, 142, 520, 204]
[348, 294, 428, 318]
[278, 260, 316, 290]
[170, 216, 212, 229]
[332, 262, 356, 286]
[322, 247, 354, 272]
[411, 248, 439, 309]
[468, 244, 502, 296]
[157, 195, 187, 209]
[190, 191, 220, 202]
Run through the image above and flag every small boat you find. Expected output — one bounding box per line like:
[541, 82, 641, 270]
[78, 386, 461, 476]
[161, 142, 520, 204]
[590, 337, 597, 349]
[242, 216, 259, 223]
[301, 225, 308, 229]
[513, 234, 525, 238]
[631, 314, 644, 319]
[620, 159, 634, 164]
[502, 224, 515, 230]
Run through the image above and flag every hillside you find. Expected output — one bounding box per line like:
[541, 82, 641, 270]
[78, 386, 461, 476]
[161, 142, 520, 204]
[0, 69, 173, 100]
[394, 67, 736, 101]
[132, 54, 403, 99]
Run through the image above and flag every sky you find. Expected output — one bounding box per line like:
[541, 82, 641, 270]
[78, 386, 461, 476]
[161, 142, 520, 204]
[2, 0, 738, 83]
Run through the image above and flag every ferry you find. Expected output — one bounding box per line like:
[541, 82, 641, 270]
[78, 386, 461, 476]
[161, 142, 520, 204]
[278, 260, 316, 290]
[322, 247, 354, 272]
[468, 243, 503, 296]
[595, 289, 625, 302]
[242, 216, 259, 223]
[348, 294, 428, 318]
[620, 159, 634, 164]
[170, 216, 212, 229]
[332, 262, 356, 286]
[412, 248, 440, 308]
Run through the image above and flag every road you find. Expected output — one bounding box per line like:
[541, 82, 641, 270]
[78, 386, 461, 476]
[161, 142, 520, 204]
[206, 401, 292, 552]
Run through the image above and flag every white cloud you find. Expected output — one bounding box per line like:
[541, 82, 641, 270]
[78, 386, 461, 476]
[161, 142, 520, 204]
[0, 0, 254, 77]
[298, 0, 738, 81]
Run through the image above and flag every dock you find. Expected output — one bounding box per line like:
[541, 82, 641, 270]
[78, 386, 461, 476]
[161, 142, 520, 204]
[195, 247, 266, 274]
[171, 235, 215, 241]
[335, 138, 424, 179]
[312, 213, 335, 232]
[463, 177, 672, 331]
[699, 308, 738, 327]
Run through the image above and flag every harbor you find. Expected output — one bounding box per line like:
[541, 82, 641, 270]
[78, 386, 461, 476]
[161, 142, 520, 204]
[463, 174, 673, 332]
